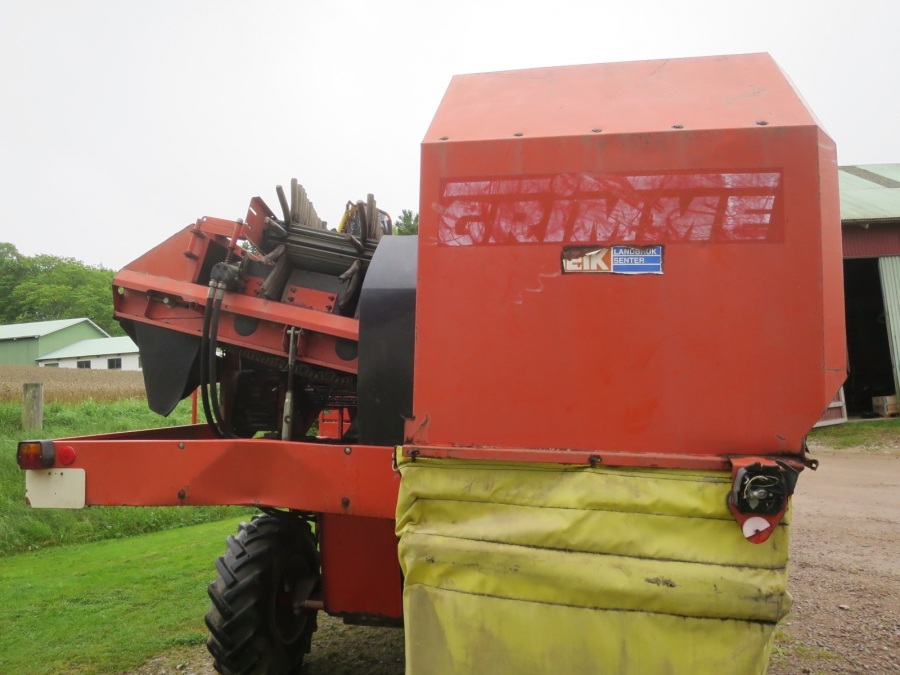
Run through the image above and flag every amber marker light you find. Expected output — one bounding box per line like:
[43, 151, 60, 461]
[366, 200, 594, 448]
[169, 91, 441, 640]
[16, 440, 55, 470]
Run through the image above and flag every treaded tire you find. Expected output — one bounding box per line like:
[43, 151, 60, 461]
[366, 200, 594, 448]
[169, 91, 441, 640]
[205, 515, 319, 675]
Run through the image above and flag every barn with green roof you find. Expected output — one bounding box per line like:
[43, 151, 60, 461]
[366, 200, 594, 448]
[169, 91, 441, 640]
[0, 318, 108, 366]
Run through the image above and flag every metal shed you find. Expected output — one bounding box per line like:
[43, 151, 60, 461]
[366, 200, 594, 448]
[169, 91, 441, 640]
[35, 335, 140, 370]
[836, 164, 900, 418]
[0, 318, 109, 366]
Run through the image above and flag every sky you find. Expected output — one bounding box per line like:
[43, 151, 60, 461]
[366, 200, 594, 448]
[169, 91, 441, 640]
[0, 0, 897, 269]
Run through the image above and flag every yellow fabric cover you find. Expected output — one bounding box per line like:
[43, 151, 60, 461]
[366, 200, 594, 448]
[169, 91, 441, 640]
[395, 455, 791, 675]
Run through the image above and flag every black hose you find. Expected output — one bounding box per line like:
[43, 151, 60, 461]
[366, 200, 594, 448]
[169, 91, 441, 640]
[208, 291, 237, 438]
[200, 294, 223, 438]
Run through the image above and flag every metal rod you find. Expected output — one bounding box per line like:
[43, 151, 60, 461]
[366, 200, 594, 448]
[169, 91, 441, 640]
[295, 599, 324, 612]
[356, 200, 368, 245]
[276, 185, 292, 226]
[366, 193, 377, 241]
[291, 178, 299, 224]
[282, 327, 298, 440]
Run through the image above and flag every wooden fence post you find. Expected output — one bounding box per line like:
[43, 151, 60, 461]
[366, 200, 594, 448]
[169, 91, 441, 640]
[23, 382, 43, 432]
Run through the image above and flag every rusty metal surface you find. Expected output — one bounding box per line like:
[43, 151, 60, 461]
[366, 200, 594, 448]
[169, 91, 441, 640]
[401, 444, 810, 473]
[413, 54, 845, 462]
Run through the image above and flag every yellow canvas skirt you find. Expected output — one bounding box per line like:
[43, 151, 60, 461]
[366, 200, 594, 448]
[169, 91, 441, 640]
[395, 454, 791, 675]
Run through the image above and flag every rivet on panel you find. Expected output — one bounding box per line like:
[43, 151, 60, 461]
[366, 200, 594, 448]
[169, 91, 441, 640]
[756, 120, 769, 126]
[439, 136, 449, 141]
[672, 124, 684, 130]
[513, 132, 524, 137]
[591, 128, 603, 133]
[344, 447, 352, 455]
[341, 497, 350, 508]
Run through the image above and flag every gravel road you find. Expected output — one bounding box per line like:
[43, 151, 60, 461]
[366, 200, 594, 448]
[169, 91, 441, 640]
[768, 448, 900, 675]
[132, 448, 900, 675]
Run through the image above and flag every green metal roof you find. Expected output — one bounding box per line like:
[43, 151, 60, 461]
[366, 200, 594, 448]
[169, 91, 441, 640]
[840, 164, 900, 222]
[36, 336, 138, 361]
[0, 318, 108, 341]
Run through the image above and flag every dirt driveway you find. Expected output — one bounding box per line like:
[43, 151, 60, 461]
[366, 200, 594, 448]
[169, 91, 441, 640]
[136, 449, 900, 675]
[768, 448, 900, 674]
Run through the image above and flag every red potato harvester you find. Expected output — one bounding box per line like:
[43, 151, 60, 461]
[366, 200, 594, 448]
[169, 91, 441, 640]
[18, 52, 844, 675]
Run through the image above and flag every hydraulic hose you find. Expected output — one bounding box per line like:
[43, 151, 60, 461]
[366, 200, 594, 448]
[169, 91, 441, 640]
[208, 289, 238, 438]
[200, 292, 224, 438]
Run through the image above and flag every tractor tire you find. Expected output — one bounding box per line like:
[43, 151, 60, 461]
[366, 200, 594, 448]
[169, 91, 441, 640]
[205, 515, 320, 675]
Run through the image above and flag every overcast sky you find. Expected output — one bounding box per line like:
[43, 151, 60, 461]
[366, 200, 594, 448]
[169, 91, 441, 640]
[1, 0, 897, 269]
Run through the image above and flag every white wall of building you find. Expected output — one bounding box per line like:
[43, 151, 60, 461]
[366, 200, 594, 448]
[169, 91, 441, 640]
[39, 352, 141, 370]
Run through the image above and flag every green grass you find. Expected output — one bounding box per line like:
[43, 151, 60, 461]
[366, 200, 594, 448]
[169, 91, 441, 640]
[0, 398, 253, 557]
[808, 416, 900, 449]
[0, 517, 245, 675]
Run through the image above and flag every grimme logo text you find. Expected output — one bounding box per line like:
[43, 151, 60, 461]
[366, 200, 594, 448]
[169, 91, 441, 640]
[435, 171, 782, 246]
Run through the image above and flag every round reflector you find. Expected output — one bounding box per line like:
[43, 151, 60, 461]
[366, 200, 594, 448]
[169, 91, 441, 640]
[58, 446, 76, 465]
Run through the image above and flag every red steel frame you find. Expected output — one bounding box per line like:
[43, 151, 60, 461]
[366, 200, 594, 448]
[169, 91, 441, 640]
[114, 220, 359, 374]
[97, 190, 405, 618]
[47, 427, 403, 618]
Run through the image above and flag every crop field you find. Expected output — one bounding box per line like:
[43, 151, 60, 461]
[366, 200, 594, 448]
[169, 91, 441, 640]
[0, 364, 145, 404]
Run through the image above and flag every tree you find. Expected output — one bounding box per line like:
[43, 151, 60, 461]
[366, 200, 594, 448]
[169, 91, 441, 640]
[0, 243, 124, 336]
[394, 210, 419, 236]
[0, 243, 28, 324]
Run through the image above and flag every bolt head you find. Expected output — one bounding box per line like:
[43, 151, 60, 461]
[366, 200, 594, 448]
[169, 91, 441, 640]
[344, 447, 352, 455]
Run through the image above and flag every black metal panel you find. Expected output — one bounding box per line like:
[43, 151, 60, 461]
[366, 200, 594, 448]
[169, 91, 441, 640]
[357, 236, 417, 446]
[121, 319, 201, 417]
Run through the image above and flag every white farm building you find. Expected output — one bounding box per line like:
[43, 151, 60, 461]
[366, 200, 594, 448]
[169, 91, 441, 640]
[35, 336, 141, 370]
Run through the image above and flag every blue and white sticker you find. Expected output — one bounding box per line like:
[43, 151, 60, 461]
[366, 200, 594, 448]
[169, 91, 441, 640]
[562, 245, 664, 275]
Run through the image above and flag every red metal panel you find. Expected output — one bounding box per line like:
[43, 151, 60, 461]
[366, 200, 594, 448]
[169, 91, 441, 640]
[319, 514, 403, 619]
[842, 222, 900, 258]
[819, 128, 847, 397]
[48, 435, 400, 518]
[115, 267, 360, 342]
[413, 54, 845, 462]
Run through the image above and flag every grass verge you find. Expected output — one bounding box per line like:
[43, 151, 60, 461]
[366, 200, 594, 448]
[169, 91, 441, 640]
[0, 398, 253, 557]
[0, 517, 245, 675]
[807, 416, 900, 449]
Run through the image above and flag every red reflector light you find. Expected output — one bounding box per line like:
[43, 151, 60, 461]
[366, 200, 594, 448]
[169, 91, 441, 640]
[58, 445, 76, 465]
[16, 441, 54, 470]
